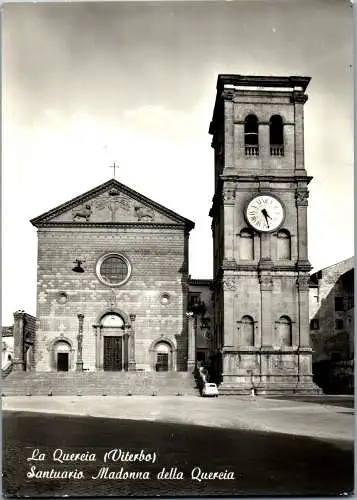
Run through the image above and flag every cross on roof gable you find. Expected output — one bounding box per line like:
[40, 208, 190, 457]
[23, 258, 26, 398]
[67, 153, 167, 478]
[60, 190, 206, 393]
[30, 179, 195, 230]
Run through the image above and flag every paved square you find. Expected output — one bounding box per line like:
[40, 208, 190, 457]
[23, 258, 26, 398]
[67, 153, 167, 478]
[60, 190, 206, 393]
[2, 395, 354, 496]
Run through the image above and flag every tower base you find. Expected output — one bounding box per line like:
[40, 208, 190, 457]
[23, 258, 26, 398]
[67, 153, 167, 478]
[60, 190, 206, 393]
[218, 379, 322, 396]
[219, 375, 323, 396]
[218, 348, 323, 395]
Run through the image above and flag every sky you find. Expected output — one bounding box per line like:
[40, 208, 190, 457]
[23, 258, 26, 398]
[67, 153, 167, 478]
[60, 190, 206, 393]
[1, 0, 354, 324]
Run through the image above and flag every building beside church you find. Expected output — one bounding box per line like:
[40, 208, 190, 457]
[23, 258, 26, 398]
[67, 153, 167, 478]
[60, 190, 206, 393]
[2, 312, 35, 372]
[4, 73, 325, 395]
[188, 279, 213, 364]
[309, 257, 354, 393]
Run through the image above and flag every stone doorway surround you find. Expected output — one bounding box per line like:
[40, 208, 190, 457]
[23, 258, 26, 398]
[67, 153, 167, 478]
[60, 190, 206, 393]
[149, 337, 176, 371]
[92, 308, 136, 371]
[48, 337, 74, 372]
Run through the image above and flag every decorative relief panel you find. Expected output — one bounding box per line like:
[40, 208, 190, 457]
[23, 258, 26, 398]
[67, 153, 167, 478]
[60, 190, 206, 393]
[296, 275, 310, 291]
[223, 184, 236, 203]
[295, 188, 309, 206]
[223, 277, 236, 291]
[259, 274, 273, 291]
[290, 91, 308, 104]
[106, 289, 118, 307]
[271, 355, 297, 372]
[72, 204, 93, 222]
[134, 205, 154, 221]
[48, 190, 177, 224]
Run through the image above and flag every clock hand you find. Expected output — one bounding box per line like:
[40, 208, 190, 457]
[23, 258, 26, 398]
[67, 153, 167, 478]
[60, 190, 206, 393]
[261, 209, 270, 228]
[261, 208, 272, 220]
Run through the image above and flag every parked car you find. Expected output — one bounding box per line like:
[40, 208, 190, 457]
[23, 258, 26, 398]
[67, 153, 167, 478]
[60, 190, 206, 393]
[201, 382, 219, 397]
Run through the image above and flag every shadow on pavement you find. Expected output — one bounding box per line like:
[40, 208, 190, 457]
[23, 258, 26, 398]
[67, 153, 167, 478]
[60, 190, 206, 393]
[3, 410, 354, 497]
[265, 395, 354, 409]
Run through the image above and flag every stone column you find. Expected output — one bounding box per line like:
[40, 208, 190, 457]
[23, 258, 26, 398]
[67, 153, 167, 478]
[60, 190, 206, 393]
[260, 232, 271, 262]
[235, 123, 244, 162]
[222, 276, 236, 347]
[259, 273, 273, 347]
[259, 273, 273, 385]
[93, 325, 101, 371]
[259, 122, 270, 167]
[283, 123, 295, 162]
[128, 314, 136, 371]
[297, 275, 311, 347]
[76, 313, 84, 371]
[123, 328, 129, 371]
[186, 312, 196, 371]
[296, 187, 310, 266]
[222, 91, 234, 169]
[291, 91, 308, 172]
[222, 183, 236, 266]
[12, 310, 25, 371]
[297, 274, 314, 385]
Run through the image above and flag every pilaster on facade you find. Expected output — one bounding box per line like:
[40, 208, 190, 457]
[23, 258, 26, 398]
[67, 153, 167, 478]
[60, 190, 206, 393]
[297, 274, 311, 347]
[76, 313, 84, 372]
[259, 272, 273, 292]
[186, 312, 196, 371]
[128, 313, 136, 370]
[12, 311, 25, 371]
[222, 183, 236, 264]
[291, 92, 308, 173]
[295, 187, 309, 206]
[295, 186, 311, 267]
[223, 98, 235, 170]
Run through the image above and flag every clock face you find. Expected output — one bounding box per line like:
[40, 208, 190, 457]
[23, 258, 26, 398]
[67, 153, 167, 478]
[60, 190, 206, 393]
[245, 195, 284, 232]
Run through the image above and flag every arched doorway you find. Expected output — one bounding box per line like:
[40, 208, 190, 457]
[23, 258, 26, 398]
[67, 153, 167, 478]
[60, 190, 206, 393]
[100, 313, 125, 371]
[53, 340, 71, 371]
[149, 338, 175, 372]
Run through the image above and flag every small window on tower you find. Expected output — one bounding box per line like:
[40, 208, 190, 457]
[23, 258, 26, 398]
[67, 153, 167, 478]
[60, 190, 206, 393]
[244, 115, 259, 156]
[269, 115, 284, 156]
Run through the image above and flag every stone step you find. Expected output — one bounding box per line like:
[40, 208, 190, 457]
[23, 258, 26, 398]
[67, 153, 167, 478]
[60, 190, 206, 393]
[3, 371, 199, 396]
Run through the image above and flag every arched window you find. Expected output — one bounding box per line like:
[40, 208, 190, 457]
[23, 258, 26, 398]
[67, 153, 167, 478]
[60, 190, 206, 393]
[239, 228, 254, 260]
[277, 316, 292, 346]
[100, 313, 124, 328]
[269, 115, 284, 156]
[277, 229, 291, 259]
[244, 115, 259, 156]
[241, 315, 255, 346]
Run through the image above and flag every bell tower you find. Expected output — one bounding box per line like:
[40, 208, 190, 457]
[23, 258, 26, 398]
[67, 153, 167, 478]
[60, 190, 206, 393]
[209, 75, 320, 394]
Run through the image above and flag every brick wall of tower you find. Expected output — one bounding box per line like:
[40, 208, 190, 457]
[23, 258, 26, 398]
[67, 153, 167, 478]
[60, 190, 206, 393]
[34, 226, 189, 371]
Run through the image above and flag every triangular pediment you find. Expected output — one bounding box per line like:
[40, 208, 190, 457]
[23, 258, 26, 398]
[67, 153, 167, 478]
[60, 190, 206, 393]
[31, 179, 194, 229]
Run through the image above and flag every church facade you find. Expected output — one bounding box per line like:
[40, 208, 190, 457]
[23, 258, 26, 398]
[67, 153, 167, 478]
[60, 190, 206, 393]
[30, 181, 194, 373]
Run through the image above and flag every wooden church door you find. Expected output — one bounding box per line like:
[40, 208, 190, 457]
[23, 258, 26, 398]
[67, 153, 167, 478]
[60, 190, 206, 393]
[103, 336, 123, 371]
